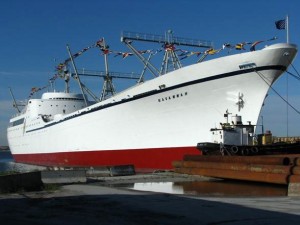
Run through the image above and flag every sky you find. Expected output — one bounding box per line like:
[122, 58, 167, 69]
[1, 0, 300, 145]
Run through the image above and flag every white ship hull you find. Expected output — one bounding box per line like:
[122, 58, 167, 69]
[7, 43, 297, 170]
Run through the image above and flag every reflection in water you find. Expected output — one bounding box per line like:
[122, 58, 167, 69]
[130, 180, 287, 197]
[132, 182, 184, 194]
[176, 180, 287, 196]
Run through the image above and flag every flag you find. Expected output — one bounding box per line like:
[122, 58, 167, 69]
[122, 52, 133, 59]
[177, 49, 189, 57]
[164, 44, 175, 51]
[267, 37, 278, 41]
[235, 43, 245, 50]
[205, 48, 219, 55]
[95, 38, 104, 47]
[114, 52, 132, 58]
[101, 49, 111, 55]
[180, 51, 201, 60]
[222, 43, 233, 50]
[250, 41, 263, 51]
[275, 19, 286, 30]
[31, 87, 38, 92]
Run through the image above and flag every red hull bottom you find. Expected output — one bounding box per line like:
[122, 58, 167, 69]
[12, 147, 201, 171]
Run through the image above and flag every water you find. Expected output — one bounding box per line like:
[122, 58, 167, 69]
[109, 178, 288, 197]
[0, 151, 14, 172]
[0, 151, 13, 163]
[128, 180, 287, 196]
[0, 151, 46, 172]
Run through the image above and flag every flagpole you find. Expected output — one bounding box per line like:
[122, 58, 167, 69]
[286, 15, 289, 43]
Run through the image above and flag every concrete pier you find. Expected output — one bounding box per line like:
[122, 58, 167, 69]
[0, 175, 300, 225]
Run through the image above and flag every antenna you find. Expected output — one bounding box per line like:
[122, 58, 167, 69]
[286, 15, 289, 43]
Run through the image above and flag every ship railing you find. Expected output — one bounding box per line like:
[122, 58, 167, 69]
[121, 31, 213, 48]
[76, 69, 140, 80]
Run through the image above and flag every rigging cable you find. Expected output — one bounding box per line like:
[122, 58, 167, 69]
[284, 56, 300, 80]
[286, 71, 300, 81]
[289, 61, 300, 79]
[255, 70, 300, 115]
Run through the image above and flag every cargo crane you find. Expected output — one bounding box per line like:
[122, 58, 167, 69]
[121, 30, 213, 76]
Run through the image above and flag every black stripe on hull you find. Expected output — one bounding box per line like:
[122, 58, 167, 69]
[26, 65, 286, 133]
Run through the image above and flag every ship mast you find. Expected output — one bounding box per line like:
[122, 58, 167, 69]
[66, 44, 88, 106]
[121, 30, 213, 76]
[160, 30, 182, 74]
[99, 38, 116, 101]
[9, 87, 20, 113]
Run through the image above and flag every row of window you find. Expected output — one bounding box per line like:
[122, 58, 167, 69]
[48, 98, 83, 100]
[27, 121, 41, 127]
[9, 118, 24, 127]
[158, 92, 188, 102]
[38, 104, 80, 107]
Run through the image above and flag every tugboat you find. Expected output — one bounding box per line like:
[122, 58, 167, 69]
[198, 112, 300, 156]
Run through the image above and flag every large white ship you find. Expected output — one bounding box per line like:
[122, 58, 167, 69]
[7, 31, 298, 170]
